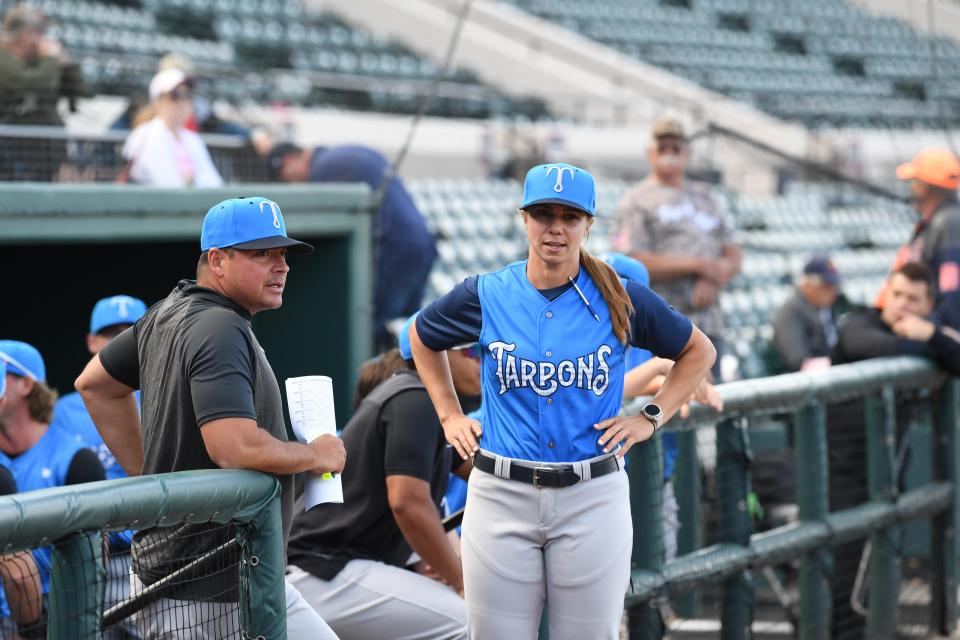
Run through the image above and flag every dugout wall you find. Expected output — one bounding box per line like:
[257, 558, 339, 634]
[0, 184, 373, 427]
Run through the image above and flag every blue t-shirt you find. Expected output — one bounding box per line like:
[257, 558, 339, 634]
[417, 264, 692, 463]
[0, 427, 88, 614]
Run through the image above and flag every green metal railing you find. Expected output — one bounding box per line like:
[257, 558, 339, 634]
[0, 470, 286, 639]
[623, 356, 957, 639]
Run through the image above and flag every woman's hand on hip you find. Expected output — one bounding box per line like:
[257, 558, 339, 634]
[442, 414, 482, 460]
[595, 415, 655, 458]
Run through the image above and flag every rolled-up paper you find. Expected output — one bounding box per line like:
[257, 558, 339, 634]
[285, 376, 343, 509]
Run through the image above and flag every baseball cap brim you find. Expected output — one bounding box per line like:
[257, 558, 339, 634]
[895, 162, 917, 181]
[521, 197, 595, 215]
[228, 236, 314, 254]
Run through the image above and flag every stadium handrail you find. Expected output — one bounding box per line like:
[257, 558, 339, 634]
[0, 470, 288, 639]
[623, 356, 958, 639]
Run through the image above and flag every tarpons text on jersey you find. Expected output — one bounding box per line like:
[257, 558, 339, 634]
[488, 341, 612, 397]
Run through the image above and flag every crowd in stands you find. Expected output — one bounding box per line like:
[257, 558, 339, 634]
[0, 109, 958, 637]
[3, 1, 960, 637]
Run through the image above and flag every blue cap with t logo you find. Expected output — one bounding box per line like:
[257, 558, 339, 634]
[200, 197, 313, 254]
[0, 340, 45, 382]
[520, 162, 596, 216]
[90, 295, 147, 334]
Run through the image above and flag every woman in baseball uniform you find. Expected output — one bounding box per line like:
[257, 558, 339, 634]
[409, 162, 716, 639]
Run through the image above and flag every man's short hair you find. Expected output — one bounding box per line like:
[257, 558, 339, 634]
[893, 261, 934, 297]
[196, 247, 234, 277]
[266, 142, 304, 181]
[25, 380, 57, 424]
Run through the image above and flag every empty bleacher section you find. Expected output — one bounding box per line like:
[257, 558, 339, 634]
[409, 178, 914, 379]
[501, 0, 959, 128]
[25, 0, 548, 118]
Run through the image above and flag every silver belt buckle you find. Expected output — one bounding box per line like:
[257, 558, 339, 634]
[531, 467, 553, 488]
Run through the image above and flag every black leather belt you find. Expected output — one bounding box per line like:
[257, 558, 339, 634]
[473, 450, 620, 488]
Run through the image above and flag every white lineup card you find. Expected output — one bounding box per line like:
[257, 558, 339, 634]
[285, 375, 344, 509]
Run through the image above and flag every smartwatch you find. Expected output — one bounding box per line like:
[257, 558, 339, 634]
[640, 402, 663, 431]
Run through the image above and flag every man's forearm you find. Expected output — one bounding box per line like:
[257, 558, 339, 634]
[0, 552, 42, 624]
[201, 420, 334, 475]
[83, 393, 144, 476]
[393, 499, 463, 592]
[242, 437, 328, 475]
[629, 252, 705, 282]
[929, 328, 960, 376]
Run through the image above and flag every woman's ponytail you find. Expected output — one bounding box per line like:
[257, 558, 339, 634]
[579, 249, 634, 344]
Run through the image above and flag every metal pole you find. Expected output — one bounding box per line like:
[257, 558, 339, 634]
[627, 433, 665, 639]
[48, 530, 105, 640]
[793, 402, 831, 640]
[716, 417, 755, 639]
[931, 380, 960, 634]
[237, 481, 287, 640]
[865, 386, 900, 638]
[673, 430, 701, 617]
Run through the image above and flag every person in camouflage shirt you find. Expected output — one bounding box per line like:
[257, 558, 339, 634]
[613, 117, 741, 377]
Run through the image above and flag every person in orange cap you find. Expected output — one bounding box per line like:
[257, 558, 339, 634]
[878, 147, 960, 329]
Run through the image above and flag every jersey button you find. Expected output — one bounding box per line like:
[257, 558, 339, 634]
[546, 311, 553, 318]
[548, 441, 555, 448]
[545, 350, 552, 357]
[546, 398, 553, 405]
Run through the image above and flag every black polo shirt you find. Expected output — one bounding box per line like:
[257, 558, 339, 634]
[100, 280, 294, 601]
[288, 370, 461, 580]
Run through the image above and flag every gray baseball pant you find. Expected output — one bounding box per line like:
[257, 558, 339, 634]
[103, 552, 139, 639]
[287, 560, 467, 640]
[662, 479, 679, 564]
[130, 573, 337, 639]
[461, 452, 632, 640]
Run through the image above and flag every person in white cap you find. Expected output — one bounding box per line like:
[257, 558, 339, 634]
[120, 67, 223, 187]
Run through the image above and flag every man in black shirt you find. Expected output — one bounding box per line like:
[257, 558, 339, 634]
[76, 197, 345, 639]
[287, 313, 478, 640]
[834, 261, 960, 374]
[772, 256, 843, 372]
[828, 261, 960, 637]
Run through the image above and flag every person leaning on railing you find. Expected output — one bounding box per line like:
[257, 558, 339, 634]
[0, 360, 44, 640]
[0, 341, 105, 639]
[834, 261, 960, 375]
[409, 162, 716, 639]
[75, 197, 343, 638]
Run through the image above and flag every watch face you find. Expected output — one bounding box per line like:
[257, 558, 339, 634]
[644, 404, 662, 418]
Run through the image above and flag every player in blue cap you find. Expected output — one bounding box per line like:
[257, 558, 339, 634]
[0, 341, 105, 637]
[409, 163, 716, 638]
[0, 355, 43, 639]
[75, 197, 343, 639]
[51, 294, 147, 639]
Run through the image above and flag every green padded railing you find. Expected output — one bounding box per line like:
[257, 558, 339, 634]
[622, 356, 957, 640]
[0, 469, 286, 640]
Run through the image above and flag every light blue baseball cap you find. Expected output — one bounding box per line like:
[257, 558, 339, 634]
[200, 196, 313, 254]
[520, 162, 596, 216]
[90, 295, 147, 335]
[398, 311, 420, 361]
[600, 252, 650, 287]
[0, 361, 6, 399]
[0, 341, 45, 382]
